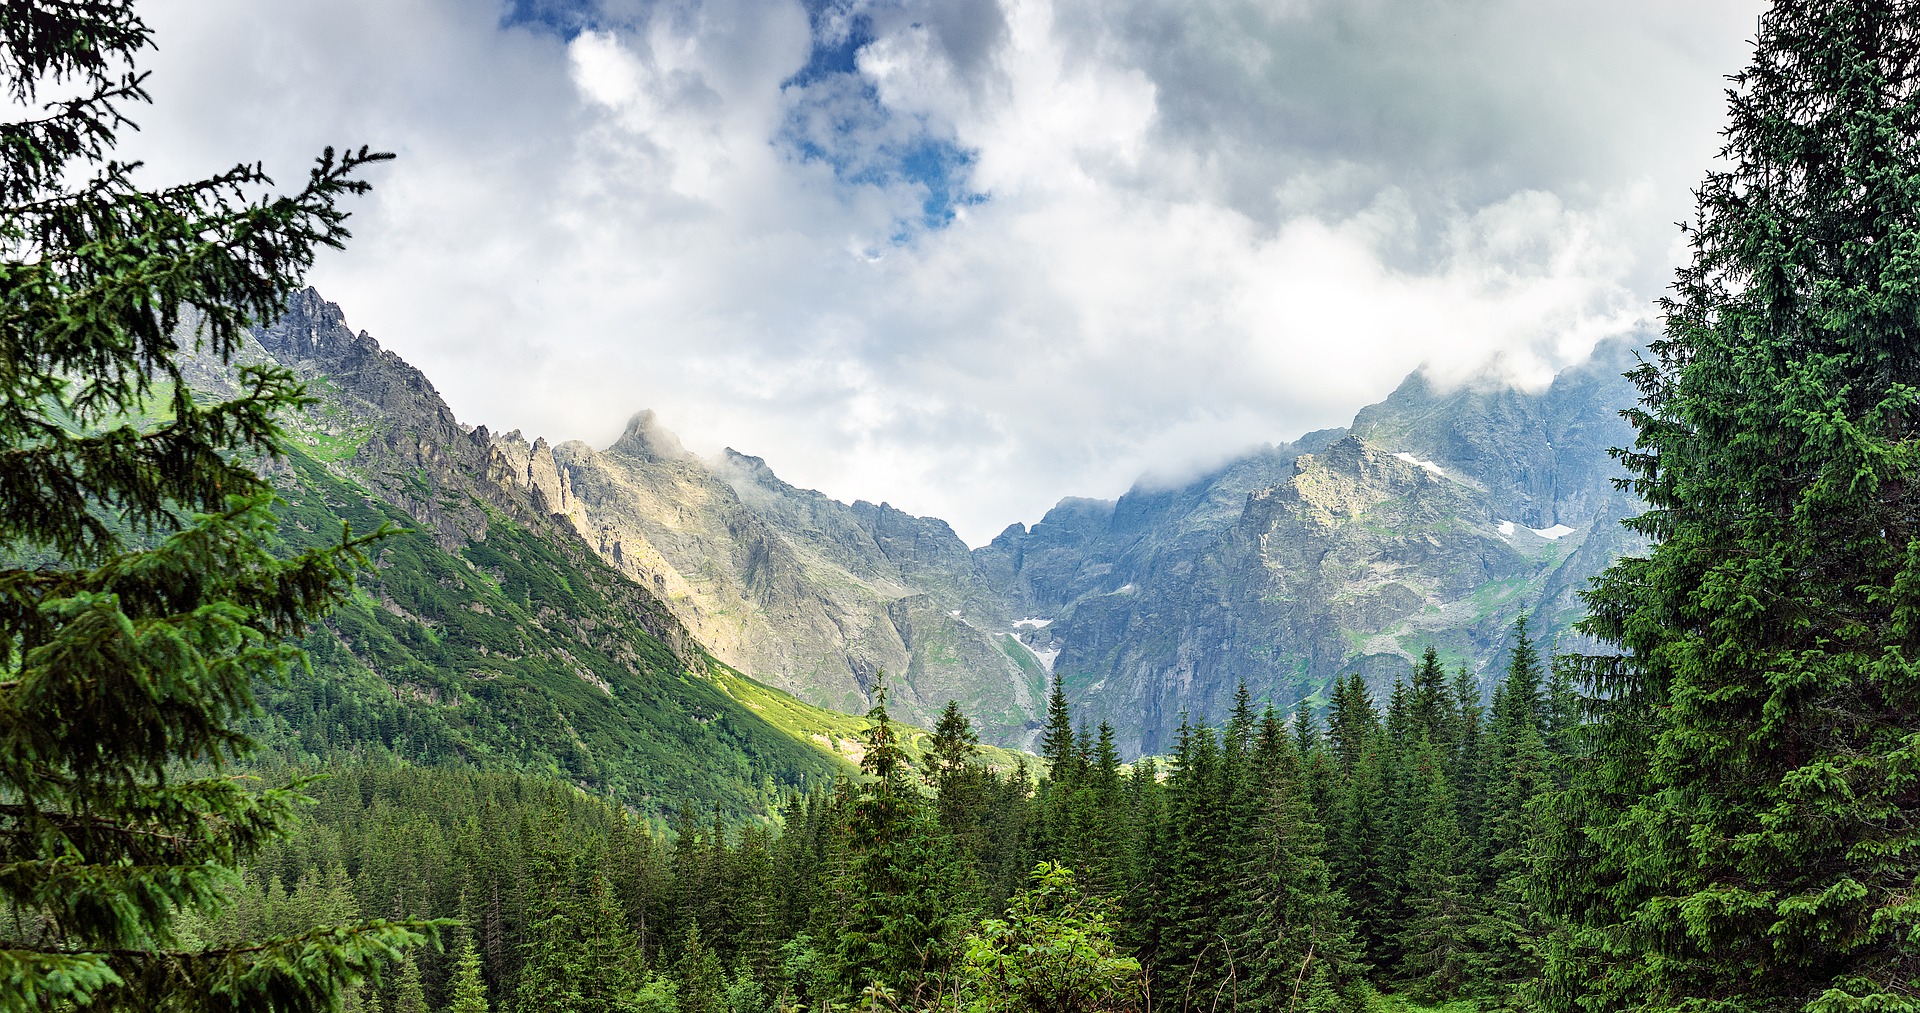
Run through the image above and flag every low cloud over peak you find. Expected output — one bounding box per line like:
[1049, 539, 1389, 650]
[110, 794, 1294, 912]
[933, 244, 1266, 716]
[131, 0, 1760, 544]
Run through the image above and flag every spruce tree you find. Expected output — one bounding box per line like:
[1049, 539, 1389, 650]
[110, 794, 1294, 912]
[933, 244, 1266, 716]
[447, 938, 491, 1013]
[1330, 741, 1390, 968]
[1391, 740, 1477, 1001]
[392, 956, 427, 1013]
[1158, 722, 1234, 1012]
[928, 700, 980, 783]
[1244, 713, 1351, 1013]
[1446, 665, 1487, 849]
[1478, 626, 1555, 990]
[1549, 5, 1920, 1009]
[1325, 674, 1378, 771]
[0, 2, 427, 1009]
[1041, 675, 1078, 781]
[1409, 647, 1450, 745]
[835, 683, 962, 1004]
[514, 829, 588, 1013]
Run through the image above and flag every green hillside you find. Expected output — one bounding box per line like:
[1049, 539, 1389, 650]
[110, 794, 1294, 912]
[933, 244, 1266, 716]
[246, 444, 851, 816]
[253, 444, 1034, 814]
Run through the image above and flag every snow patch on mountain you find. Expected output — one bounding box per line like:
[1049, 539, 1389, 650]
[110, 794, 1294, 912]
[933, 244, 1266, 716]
[1392, 451, 1447, 477]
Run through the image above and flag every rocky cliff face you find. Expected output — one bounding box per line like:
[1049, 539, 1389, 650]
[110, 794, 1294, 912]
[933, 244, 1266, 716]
[487, 414, 1048, 741]
[254, 286, 1649, 756]
[247, 289, 699, 663]
[471, 338, 1644, 756]
[992, 339, 1648, 754]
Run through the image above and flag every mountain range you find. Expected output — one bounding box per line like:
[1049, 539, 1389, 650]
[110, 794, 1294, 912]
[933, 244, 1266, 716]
[238, 290, 1647, 761]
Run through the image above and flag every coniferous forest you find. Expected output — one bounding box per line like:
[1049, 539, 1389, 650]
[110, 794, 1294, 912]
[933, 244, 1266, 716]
[200, 627, 1572, 1013]
[6, 2, 1920, 1013]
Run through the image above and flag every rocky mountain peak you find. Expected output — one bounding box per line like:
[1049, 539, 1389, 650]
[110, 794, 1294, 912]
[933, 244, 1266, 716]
[611, 409, 694, 463]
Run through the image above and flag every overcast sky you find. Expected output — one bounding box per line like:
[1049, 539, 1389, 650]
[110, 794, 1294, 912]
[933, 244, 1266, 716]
[133, 0, 1762, 545]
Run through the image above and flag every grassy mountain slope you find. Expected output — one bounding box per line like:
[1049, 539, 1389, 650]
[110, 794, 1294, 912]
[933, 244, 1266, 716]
[193, 290, 1039, 817]
[252, 443, 849, 817]
[250, 287, 1647, 759]
[488, 415, 1047, 745]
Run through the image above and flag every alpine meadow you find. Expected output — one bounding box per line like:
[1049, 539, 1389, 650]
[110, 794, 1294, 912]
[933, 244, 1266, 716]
[5, 3, 1920, 1013]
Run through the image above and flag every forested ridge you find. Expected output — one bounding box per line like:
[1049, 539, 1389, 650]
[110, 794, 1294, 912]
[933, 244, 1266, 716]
[210, 622, 1572, 1013]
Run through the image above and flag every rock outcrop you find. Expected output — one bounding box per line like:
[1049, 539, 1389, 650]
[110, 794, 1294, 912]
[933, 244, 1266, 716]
[249, 287, 1649, 757]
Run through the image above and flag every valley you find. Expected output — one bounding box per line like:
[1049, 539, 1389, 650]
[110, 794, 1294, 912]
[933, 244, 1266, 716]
[255, 290, 1645, 756]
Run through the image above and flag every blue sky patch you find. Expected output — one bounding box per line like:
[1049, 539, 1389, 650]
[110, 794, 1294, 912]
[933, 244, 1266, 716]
[504, 0, 988, 234]
[499, 0, 603, 38]
[779, 2, 987, 234]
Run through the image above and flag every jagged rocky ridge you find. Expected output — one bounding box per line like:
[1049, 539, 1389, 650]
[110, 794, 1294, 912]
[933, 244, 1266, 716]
[476, 316, 1646, 755]
[200, 290, 905, 815]
[257, 289, 1646, 757]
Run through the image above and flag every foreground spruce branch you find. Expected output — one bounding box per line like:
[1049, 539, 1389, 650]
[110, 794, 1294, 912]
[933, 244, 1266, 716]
[0, 2, 438, 1009]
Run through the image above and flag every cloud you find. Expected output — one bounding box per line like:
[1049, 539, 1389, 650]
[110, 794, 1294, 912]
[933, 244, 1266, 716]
[127, 0, 1761, 544]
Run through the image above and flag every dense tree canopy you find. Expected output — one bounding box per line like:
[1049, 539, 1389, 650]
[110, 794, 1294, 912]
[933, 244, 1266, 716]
[1549, 3, 1920, 1011]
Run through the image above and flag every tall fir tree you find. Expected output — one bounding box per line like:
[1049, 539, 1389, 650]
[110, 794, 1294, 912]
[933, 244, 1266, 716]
[1479, 622, 1555, 989]
[1158, 721, 1236, 1012]
[1447, 664, 1488, 849]
[0, 2, 428, 1009]
[1243, 711, 1352, 1013]
[1326, 674, 1378, 772]
[1548, 5, 1920, 1011]
[392, 956, 427, 1013]
[1391, 739, 1478, 1000]
[1409, 647, 1450, 745]
[835, 682, 963, 1005]
[447, 938, 491, 1013]
[1041, 674, 1079, 783]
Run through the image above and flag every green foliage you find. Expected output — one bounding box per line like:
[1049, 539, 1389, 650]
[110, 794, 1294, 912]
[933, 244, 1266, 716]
[1392, 741, 1477, 1000]
[834, 685, 966, 1005]
[0, 1, 440, 1008]
[961, 864, 1141, 1013]
[250, 447, 846, 819]
[447, 939, 491, 1013]
[394, 955, 427, 1013]
[1549, 5, 1920, 1012]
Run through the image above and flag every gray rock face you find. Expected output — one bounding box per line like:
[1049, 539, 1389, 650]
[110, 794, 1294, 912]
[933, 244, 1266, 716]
[990, 338, 1649, 754]
[486, 420, 1048, 742]
[253, 286, 1650, 757]
[243, 289, 702, 666]
[497, 338, 1645, 756]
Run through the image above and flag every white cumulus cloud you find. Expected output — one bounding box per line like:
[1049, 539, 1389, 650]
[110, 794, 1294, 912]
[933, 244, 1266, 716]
[127, 0, 1761, 544]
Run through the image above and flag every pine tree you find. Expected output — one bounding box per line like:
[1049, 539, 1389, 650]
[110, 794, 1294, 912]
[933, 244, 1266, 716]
[0, 3, 427, 1009]
[1479, 623, 1554, 988]
[514, 828, 588, 1013]
[1041, 675, 1079, 782]
[1409, 647, 1450, 745]
[1325, 674, 1378, 771]
[675, 919, 726, 1013]
[1158, 721, 1234, 1012]
[392, 955, 427, 1013]
[1119, 758, 1168, 967]
[1446, 665, 1487, 849]
[1330, 740, 1390, 968]
[447, 938, 491, 1013]
[1243, 712, 1352, 1013]
[835, 682, 963, 1004]
[1548, 6, 1920, 1010]
[1391, 741, 1477, 1000]
[928, 700, 980, 783]
[1541, 653, 1582, 780]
